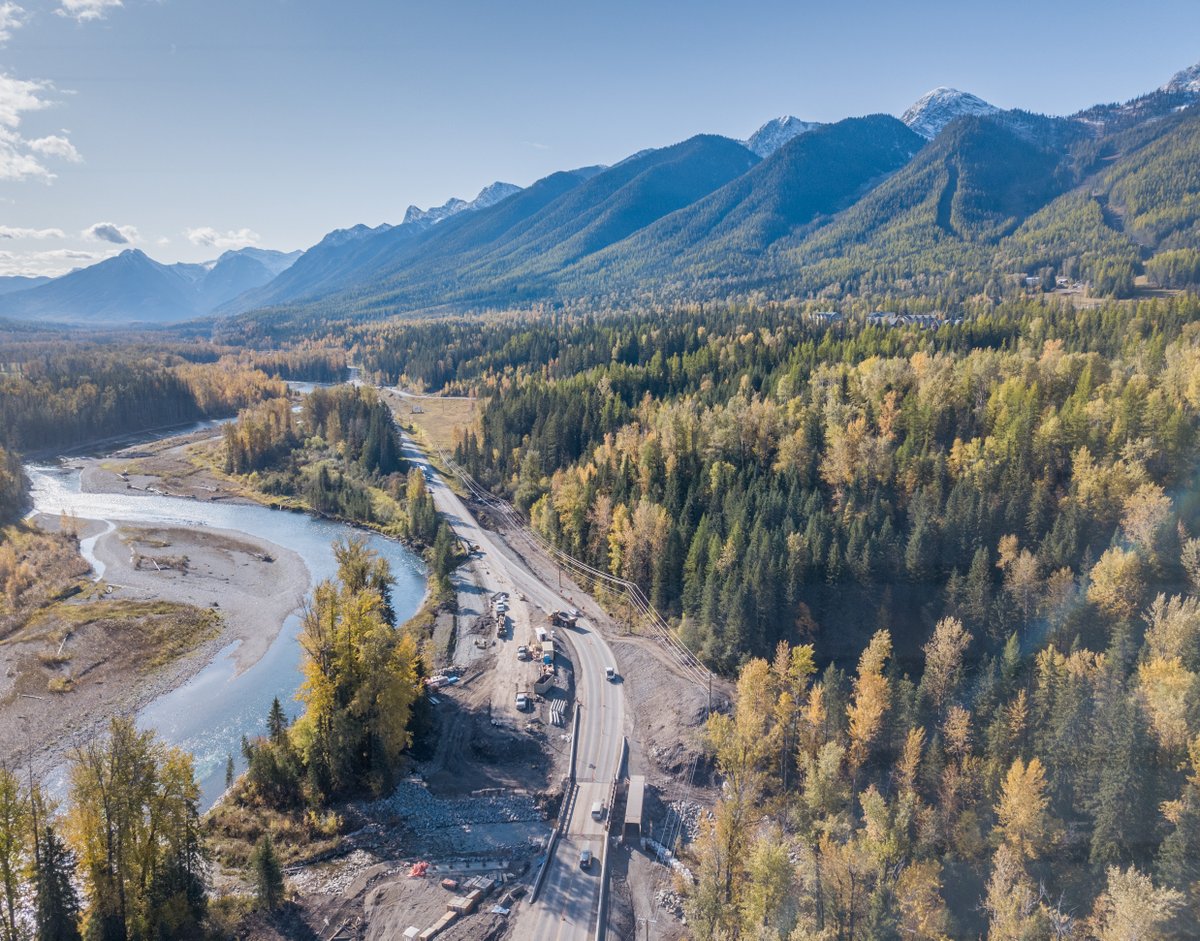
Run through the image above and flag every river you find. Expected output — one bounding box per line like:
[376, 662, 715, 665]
[23, 458, 427, 810]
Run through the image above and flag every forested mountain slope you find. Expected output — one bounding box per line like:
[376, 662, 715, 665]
[560, 115, 925, 293]
[337, 135, 759, 313]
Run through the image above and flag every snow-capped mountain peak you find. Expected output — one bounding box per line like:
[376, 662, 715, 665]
[403, 197, 469, 227]
[901, 87, 1000, 139]
[470, 181, 521, 210]
[744, 116, 821, 158]
[1161, 61, 1200, 96]
[403, 181, 522, 227]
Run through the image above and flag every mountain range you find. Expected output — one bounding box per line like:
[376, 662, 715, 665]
[0, 246, 301, 324]
[7, 59, 1200, 327]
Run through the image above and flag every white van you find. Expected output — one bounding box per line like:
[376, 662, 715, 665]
[591, 801, 604, 821]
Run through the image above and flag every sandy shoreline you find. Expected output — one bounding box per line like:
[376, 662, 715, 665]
[77, 427, 259, 505]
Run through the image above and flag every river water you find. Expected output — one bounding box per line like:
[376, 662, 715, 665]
[24, 459, 427, 809]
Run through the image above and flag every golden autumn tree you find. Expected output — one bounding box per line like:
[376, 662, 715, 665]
[919, 617, 971, 715]
[65, 719, 205, 941]
[847, 630, 893, 776]
[994, 757, 1051, 861]
[291, 538, 422, 799]
[1088, 866, 1182, 941]
[1087, 547, 1145, 622]
[0, 767, 27, 941]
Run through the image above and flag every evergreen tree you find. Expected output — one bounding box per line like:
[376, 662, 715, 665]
[250, 835, 284, 911]
[33, 825, 81, 941]
[266, 698, 288, 745]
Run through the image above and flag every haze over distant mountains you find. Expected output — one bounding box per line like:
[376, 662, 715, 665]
[7, 58, 1200, 327]
[0, 247, 300, 324]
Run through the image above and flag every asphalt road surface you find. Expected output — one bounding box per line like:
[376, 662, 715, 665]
[396, 429, 625, 941]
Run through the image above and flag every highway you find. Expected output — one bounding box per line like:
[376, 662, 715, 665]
[394, 426, 625, 941]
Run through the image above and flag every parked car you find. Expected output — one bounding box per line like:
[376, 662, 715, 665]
[517, 645, 529, 660]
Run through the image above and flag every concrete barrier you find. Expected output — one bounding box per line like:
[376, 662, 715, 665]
[593, 833, 611, 941]
[531, 780, 575, 902]
[532, 706, 583, 903]
[567, 701, 581, 782]
[592, 735, 627, 941]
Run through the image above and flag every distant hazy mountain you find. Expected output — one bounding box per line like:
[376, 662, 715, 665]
[0, 275, 50, 297]
[217, 223, 428, 315]
[0, 250, 200, 323]
[0, 246, 300, 324]
[220, 182, 525, 315]
[196, 248, 302, 311]
[902, 87, 1000, 139]
[744, 116, 822, 157]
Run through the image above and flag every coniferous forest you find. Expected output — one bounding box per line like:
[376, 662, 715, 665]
[347, 292, 1200, 937]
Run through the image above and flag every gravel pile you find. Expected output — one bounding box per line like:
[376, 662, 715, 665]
[288, 849, 386, 895]
[654, 888, 686, 921]
[666, 799, 706, 845]
[381, 782, 544, 833]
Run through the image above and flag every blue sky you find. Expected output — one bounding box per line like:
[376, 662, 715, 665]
[1, 0, 1198, 276]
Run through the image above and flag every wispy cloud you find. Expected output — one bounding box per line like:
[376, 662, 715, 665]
[185, 226, 259, 250]
[0, 3, 27, 44]
[83, 221, 138, 244]
[0, 74, 81, 182]
[0, 225, 65, 239]
[57, 0, 122, 22]
[522, 140, 550, 151]
[0, 247, 106, 277]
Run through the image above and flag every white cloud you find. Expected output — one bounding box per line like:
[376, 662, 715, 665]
[83, 221, 138, 244]
[28, 135, 81, 162]
[185, 226, 260, 250]
[0, 247, 107, 277]
[0, 225, 64, 239]
[0, 74, 50, 128]
[57, 0, 122, 22]
[0, 74, 81, 182]
[0, 3, 27, 44]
